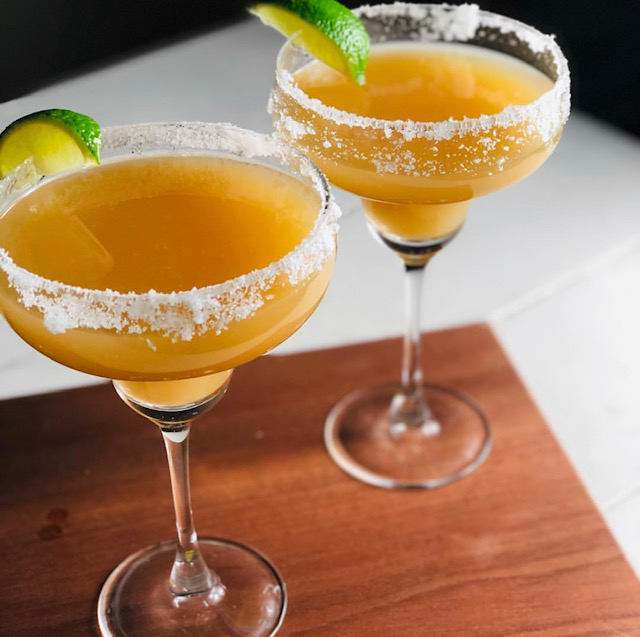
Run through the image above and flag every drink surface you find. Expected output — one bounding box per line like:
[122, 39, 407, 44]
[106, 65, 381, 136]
[0, 155, 333, 383]
[273, 42, 559, 243]
[1, 155, 316, 292]
[295, 42, 552, 123]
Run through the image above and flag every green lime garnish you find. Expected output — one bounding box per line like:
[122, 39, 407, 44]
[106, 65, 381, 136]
[0, 109, 101, 178]
[250, 0, 370, 85]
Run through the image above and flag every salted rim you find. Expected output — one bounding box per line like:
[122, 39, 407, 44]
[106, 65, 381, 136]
[274, 3, 571, 142]
[0, 122, 340, 338]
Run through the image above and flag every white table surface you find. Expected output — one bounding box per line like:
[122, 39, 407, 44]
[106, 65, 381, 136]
[2, 19, 640, 572]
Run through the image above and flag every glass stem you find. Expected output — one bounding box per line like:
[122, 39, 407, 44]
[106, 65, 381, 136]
[401, 264, 425, 395]
[390, 264, 438, 433]
[162, 425, 216, 596]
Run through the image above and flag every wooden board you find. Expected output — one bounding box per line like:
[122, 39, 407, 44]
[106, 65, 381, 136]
[1, 324, 639, 636]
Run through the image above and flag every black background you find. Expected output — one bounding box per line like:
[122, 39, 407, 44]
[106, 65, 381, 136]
[2, 0, 639, 137]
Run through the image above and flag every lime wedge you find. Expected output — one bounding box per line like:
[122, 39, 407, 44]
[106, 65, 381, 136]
[0, 109, 101, 178]
[250, 0, 369, 85]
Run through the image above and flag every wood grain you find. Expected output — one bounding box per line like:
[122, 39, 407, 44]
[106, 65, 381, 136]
[1, 324, 639, 636]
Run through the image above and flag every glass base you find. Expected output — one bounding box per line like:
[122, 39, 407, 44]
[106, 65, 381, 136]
[325, 383, 491, 489]
[97, 538, 286, 637]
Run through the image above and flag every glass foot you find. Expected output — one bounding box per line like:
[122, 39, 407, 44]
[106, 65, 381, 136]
[97, 538, 286, 637]
[325, 383, 491, 489]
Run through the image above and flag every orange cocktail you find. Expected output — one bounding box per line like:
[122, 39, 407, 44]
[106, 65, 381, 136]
[290, 42, 554, 241]
[0, 150, 334, 404]
[0, 122, 339, 636]
[271, 4, 569, 489]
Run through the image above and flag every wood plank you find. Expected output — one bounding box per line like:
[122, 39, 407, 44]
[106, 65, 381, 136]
[1, 324, 639, 636]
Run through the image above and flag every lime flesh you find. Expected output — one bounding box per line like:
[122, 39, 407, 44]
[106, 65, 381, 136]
[0, 109, 101, 178]
[251, 0, 369, 84]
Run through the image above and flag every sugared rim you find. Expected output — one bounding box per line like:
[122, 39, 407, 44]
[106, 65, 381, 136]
[274, 3, 570, 142]
[0, 122, 340, 339]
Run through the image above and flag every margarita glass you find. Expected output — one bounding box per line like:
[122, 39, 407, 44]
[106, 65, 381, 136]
[270, 3, 570, 489]
[0, 122, 339, 636]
